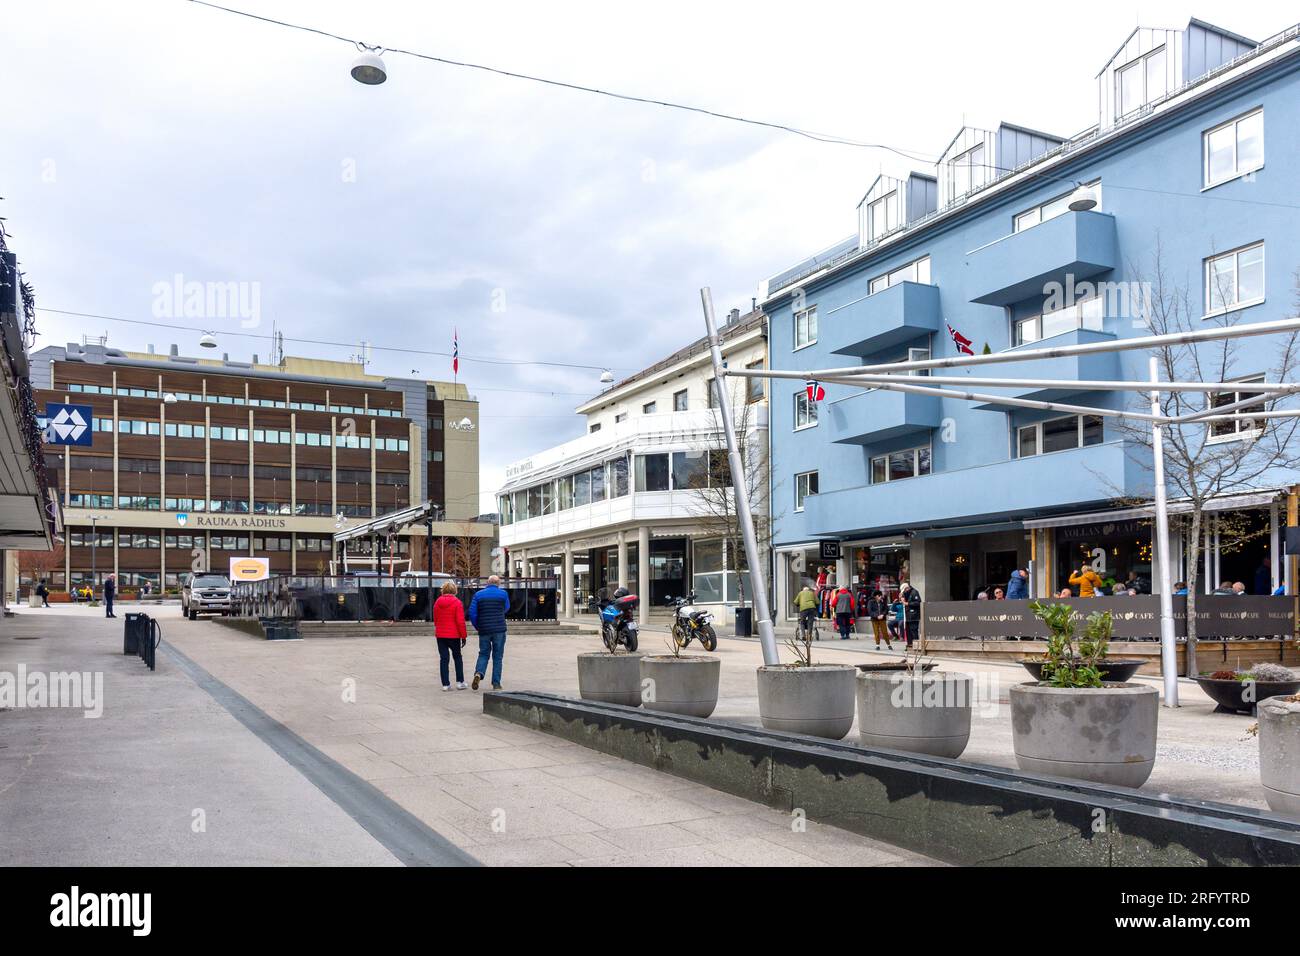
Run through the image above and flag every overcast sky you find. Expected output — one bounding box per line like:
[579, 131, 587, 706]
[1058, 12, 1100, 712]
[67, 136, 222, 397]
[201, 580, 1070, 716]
[2, 0, 1292, 510]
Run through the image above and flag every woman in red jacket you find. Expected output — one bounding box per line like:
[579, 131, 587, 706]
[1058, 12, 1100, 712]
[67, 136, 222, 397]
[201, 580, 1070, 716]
[433, 581, 468, 691]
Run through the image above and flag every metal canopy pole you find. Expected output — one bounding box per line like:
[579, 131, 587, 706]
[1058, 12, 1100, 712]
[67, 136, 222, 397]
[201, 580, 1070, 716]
[725, 316, 1300, 380]
[701, 287, 779, 666]
[1149, 356, 1179, 707]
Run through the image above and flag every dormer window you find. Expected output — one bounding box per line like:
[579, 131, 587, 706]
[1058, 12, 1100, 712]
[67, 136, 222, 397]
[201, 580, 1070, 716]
[949, 144, 986, 198]
[866, 191, 898, 240]
[1116, 45, 1167, 117]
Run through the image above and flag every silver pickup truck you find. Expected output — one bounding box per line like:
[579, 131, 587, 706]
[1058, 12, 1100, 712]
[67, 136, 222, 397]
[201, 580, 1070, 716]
[181, 572, 232, 620]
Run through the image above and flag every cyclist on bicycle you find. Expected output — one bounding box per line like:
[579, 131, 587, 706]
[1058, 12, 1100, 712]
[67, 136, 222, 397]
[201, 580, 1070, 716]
[794, 583, 818, 639]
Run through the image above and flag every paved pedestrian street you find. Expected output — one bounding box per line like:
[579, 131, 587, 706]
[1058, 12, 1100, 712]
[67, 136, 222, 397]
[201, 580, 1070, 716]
[0, 605, 938, 867]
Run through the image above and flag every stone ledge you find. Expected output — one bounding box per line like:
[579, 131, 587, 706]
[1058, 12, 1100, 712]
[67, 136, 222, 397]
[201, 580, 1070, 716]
[484, 690, 1300, 867]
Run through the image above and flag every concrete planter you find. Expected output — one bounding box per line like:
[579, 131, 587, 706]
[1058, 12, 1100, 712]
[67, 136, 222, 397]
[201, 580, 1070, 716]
[576, 652, 644, 707]
[639, 655, 720, 718]
[1010, 682, 1158, 788]
[757, 664, 856, 739]
[1259, 694, 1300, 817]
[857, 671, 972, 758]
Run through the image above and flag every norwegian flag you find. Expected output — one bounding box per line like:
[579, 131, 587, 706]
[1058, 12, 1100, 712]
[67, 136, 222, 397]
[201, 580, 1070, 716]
[804, 380, 825, 403]
[946, 323, 974, 356]
[453, 328, 459, 375]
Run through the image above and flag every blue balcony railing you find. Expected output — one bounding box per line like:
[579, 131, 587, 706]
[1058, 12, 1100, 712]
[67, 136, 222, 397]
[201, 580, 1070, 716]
[968, 211, 1118, 306]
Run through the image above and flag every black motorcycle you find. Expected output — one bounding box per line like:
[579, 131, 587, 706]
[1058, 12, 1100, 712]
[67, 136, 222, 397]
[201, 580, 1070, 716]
[668, 592, 717, 652]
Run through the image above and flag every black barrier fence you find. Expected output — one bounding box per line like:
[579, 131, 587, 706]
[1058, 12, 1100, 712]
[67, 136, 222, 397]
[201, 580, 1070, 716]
[231, 576, 559, 623]
[923, 595, 1295, 640]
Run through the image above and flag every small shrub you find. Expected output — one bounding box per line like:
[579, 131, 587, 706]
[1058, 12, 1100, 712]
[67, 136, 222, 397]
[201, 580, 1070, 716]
[1028, 601, 1111, 688]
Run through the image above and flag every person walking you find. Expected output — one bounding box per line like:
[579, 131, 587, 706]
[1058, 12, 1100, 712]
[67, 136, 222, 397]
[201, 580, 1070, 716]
[901, 582, 922, 648]
[36, 579, 50, 608]
[832, 585, 855, 640]
[793, 584, 818, 639]
[468, 574, 510, 691]
[433, 581, 468, 691]
[866, 589, 892, 649]
[1068, 564, 1103, 597]
[1006, 568, 1028, 600]
[103, 573, 117, 618]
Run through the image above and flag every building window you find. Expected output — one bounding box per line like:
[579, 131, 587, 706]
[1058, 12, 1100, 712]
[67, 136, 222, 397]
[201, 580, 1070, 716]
[794, 470, 819, 511]
[869, 445, 932, 483]
[745, 360, 764, 403]
[1208, 377, 1267, 441]
[794, 391, 818, 430]
[1013, 295, 1104, 346]
[949, 144, 985, 199]
[589, 423, 601, 433]
[614, 412, 627, 423]
[634, 453, 670, 492]
[866, 191, 897, 240]
[609, 456, 629, 497]
[1205, 242, 1265, 315]
[642, 401, 657, 415]
[1204, 109, 1263, 188]
[869, 256, 931, 295]
[1014, 415, 1104, 458]
[1117, 45, 1166, 117]
[1014, 182, 1101, 232]
[794, 307, 817, 350]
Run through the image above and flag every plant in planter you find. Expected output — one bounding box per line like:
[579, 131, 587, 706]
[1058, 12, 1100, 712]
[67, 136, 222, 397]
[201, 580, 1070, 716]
[857, 616, 972, 757]
[1194, 662, 1300, 715]
[639, 629, 721, 718]
[754, 622, 857, 739]
[1018, 606, 1144, 683]
[1010, 602, 1158, 788]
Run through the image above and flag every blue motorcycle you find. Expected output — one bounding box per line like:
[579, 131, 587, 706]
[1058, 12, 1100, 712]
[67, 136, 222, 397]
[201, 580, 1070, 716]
[593, 588, 639, 652]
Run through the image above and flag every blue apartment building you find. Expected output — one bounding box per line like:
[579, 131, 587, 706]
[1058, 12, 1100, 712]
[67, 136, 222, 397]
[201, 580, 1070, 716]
[764, 18, 1300, 618]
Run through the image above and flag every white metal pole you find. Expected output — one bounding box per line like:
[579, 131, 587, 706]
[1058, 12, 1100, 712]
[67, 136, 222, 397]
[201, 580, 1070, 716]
[701, 287, 779, 666]
[1149, 356, 1179, 707]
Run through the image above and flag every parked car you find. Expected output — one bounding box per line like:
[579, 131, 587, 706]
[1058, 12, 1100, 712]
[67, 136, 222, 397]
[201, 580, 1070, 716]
[181, 572, 233, 620]
[397, 571, 455, 589]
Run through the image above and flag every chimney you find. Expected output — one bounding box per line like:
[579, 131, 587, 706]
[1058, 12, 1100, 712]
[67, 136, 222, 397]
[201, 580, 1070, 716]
[222, 353, 229, 362]
[252, 354, 259, 365]
[751, 296, 757, 312]
[169, 344, 179, 357]
[147, 344, 155, 354]
[728, 308, 741, 325]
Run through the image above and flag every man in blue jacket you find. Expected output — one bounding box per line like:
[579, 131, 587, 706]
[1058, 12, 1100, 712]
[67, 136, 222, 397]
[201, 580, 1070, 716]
[468, 575, 510, 691]
[1005, 568, 1029, 600]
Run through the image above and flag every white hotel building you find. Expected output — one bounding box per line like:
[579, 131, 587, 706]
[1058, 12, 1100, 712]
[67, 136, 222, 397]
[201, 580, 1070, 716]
[496, 309, 768, 623]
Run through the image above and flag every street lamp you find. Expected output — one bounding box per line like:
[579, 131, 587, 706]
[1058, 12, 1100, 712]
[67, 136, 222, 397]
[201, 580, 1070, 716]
[1067, 183, 1099, 211]
[199, 332, 218, 349]
[87, 513, 103, 600]
[350, 47, 388, 85]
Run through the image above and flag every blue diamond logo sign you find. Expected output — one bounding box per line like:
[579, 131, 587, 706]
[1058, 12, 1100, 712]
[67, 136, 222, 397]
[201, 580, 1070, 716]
[44, 403, 94, 446]
[176, 513, 189, 527]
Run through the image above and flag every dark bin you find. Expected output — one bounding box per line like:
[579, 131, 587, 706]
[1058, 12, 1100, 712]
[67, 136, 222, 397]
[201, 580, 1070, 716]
[734, 606, 753, 637]
[124, 612, 150, 655]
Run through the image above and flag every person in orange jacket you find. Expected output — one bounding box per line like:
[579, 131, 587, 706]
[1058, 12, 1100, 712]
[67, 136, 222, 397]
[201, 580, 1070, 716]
[1068, 564, 1104, 597]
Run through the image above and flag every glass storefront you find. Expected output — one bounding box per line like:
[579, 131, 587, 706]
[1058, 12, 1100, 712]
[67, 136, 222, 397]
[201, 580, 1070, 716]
[851, 543, 911, 602]
[1055, 518, 1152, 594]
[692, 538, 751, 605]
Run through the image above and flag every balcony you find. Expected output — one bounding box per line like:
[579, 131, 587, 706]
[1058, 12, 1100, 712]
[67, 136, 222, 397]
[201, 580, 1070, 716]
[970, 328, 1120, 409]
[968, 211, 1117, 306]
[800, 440, 1148, 539]
[829, 281, 943, 357]
[825, 387, 941, 446]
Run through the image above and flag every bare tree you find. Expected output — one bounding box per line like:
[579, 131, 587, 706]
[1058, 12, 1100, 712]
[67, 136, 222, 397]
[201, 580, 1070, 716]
[18, 542, 64, 595]
[685, 391, 780, 608]
[445, 523, 485, 579]
[1111, 242, 1300, 677]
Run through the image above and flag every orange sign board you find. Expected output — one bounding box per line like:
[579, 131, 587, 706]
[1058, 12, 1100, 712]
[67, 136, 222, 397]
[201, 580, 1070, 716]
[229, 557, 271, 581]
